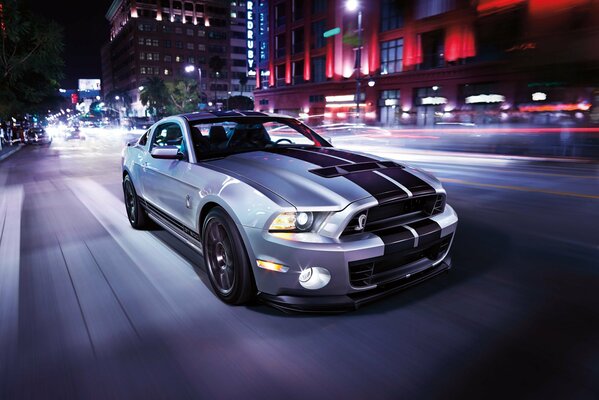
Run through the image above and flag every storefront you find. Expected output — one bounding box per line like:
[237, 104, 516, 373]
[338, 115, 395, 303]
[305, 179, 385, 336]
[378, 90, 401, 126]
[413, 87, 447, 126]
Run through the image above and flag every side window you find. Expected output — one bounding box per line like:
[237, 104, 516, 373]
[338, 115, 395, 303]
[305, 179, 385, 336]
[151, 122, 189, 160]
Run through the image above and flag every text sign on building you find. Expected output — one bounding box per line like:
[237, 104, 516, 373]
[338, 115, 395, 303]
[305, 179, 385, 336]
[246, 1, 256, 76]
[78, 79, 101, 91]
[323, 27, 341, 38]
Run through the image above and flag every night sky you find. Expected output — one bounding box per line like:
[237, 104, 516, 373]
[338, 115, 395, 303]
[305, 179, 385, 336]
[31, 0, 114, 88]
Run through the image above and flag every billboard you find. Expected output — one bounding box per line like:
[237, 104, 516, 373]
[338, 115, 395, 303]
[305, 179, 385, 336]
[78, 79, 101, 91]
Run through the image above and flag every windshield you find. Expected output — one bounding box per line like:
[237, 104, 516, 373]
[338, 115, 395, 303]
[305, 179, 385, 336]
[190, 117, 330, 160]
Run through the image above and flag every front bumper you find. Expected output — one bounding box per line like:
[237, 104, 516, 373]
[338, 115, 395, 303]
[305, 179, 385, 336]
[244, 204, 458, 311]
[259, 257, 452, 312]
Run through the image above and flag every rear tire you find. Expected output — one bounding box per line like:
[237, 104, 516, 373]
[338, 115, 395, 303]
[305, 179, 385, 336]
[123, 174, 150, 229]
[202, 207, 255, 305]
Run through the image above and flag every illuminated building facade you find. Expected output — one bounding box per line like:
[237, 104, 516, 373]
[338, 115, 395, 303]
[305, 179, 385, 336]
[102, 0, 253, 116]
[252, 0, 599, 125]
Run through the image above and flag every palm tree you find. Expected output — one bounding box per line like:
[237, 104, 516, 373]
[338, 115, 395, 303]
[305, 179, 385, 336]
[208, 55, 225, 106]
[140, 77, 168, 118]
[239, 74, 248, 97]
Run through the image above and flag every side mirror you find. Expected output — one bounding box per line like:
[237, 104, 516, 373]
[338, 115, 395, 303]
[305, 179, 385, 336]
[151, 146, 183, 160]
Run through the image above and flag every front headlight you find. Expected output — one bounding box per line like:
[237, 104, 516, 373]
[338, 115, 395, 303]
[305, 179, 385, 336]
[269, 211, 317, 232]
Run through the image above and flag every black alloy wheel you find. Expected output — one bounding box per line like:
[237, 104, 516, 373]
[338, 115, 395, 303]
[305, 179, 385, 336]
[202, 207, 255, 305]
[123, 175, 150, 229]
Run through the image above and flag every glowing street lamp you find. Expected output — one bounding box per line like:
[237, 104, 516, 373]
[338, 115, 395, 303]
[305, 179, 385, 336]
[184, 64, 204, 105]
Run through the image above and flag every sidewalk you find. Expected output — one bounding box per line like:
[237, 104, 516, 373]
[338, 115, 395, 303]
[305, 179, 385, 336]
[0, 144, 23, 163]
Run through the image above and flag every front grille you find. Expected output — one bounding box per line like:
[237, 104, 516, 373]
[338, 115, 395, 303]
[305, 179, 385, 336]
[349, 234, 453, 288]
[342, 193, 445, 236]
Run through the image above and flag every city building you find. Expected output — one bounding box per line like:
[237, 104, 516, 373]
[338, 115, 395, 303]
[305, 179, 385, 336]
[102, 0, 252, 116]
[252, 0, 599, 126]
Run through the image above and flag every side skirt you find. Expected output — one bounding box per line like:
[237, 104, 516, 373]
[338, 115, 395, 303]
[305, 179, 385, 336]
[140, 197, 204, 254]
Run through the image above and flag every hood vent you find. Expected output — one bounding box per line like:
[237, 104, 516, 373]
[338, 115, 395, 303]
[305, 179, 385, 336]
[310, 161, 403, 178]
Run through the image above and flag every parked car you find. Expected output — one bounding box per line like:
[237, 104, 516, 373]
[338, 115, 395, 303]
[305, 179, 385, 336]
[24, 127, 52, 145]
[121, 111, 458, 311]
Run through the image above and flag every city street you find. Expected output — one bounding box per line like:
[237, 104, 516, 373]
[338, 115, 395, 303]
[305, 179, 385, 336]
[1, 129, 598, 399]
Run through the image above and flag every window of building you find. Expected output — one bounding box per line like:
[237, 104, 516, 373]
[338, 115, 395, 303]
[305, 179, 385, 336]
[311, 0, 327, 14]
[312, 20, 326, 49]
[208, 31, 227, 40]
[162, 13, 171, 23]
[187, 56, 194, 64]
[415, 0, 456, 20]
[164, 68, 172, 75]
[275, 3, 286, 27]
[152, 39, 159, 46]
[311, 56, 326, 83]
[173, 1, 182, 10]
[186, 28, 194, 36]
[176, 41, 183, 48]
[231, 31, 245, 39]
[380, 38, 403, 74]
[140, 53, 146, 60]
[198, 44, 206, 51]
[186, 42, 194, 50]
[209, 18, 227, 27]
[138, 37, 145, 45]
[184, 2, 194, 11]
[381, 0, 404, 31]
[421, 30, 445, 69]
[292, 28, 304, 54]
[161, 0, 170, 8]
[164, 39, 171, 48]
[309, 94, 325, 103]
[275, 33, 286, 58]
[175, 55, 182, 62]
[232, 46, 245, 54]
[378, 90, 400, 125]
[292, 60, 304, 84]
[207, 45, 226, 53]
[276, 64, 286, 86]
[141, 66, 147, 74]
[198, 29, 206, 37]
[232, 59, 246, 67]
[292, 0, 304, 21]
[164, 55, 172, 62]
[145, 38, 153, 46]
[175, 27, 182, 34]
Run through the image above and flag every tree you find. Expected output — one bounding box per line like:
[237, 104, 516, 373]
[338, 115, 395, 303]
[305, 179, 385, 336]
[0, 0, 64, 118]
[227, 95, 254, 111]
[165, 79, 199, 114]
[239, 74, 248, 97]
[140, 77, 168, 117]
[208, 55, 225, 104]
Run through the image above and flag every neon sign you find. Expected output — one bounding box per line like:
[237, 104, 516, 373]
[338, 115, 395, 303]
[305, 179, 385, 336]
[246, 1, 256, 76]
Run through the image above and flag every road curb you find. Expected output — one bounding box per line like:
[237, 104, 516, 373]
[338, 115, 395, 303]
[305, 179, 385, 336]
[0, 145, 23, 163]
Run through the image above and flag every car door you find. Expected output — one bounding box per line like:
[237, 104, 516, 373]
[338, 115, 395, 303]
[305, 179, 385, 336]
[141, 120, 195, 225]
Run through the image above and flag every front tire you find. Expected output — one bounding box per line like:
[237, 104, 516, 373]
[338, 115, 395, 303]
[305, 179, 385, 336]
[202, 207, 255, 305]
[123, 174, 150, 229]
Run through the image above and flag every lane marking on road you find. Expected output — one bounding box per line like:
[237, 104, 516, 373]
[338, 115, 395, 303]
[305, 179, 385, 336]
[0, 185, 24, 373]
[439, 177, 599, 200]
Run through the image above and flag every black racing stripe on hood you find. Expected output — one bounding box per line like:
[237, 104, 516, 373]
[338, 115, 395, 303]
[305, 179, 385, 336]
[264, 147, 350, 167]
[315, 148, 378, 163]
[344, 171, 409, 203]
[408, 219, 442, 246]
[377, 168, 437, 196]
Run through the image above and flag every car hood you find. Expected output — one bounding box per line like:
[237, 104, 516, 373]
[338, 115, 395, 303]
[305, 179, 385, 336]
[204, 147, 441, 208]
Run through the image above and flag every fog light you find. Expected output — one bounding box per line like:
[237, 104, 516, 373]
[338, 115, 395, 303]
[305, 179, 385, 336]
[298, 267, 331, 290]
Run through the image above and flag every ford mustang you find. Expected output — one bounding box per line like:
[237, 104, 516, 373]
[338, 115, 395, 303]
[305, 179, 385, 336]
[121, 111, 458, 311]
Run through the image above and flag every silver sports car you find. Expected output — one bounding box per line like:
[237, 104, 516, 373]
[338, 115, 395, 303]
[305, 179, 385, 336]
[122, 111, 458, 311]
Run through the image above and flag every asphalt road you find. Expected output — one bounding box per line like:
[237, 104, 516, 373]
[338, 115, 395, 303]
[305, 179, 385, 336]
[1, 129, 598, 399]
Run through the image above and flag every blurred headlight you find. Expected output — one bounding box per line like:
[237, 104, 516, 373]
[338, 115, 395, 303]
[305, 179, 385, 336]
[269, 211, 316, 232]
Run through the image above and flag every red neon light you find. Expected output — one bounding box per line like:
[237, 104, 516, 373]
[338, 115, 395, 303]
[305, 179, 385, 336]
[403, 34, 422, 69]
[518, 102, 591, 112]
[326, 40, 334, 78]
[445, 24, 476, 62]
[268, 60, 274, 87]
[477, 0, 525, 14]
[529, 0, 590, 14]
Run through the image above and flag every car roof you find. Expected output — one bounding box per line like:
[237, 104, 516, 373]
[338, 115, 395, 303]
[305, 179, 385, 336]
[180, 110, 295, 123]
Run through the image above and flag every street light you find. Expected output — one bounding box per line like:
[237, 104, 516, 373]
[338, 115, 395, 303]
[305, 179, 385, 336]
[346, 0, 362, 121]
[115, 95, 120, 100]
[368, 78, 375, 87]
[184, 64, 204, 106]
